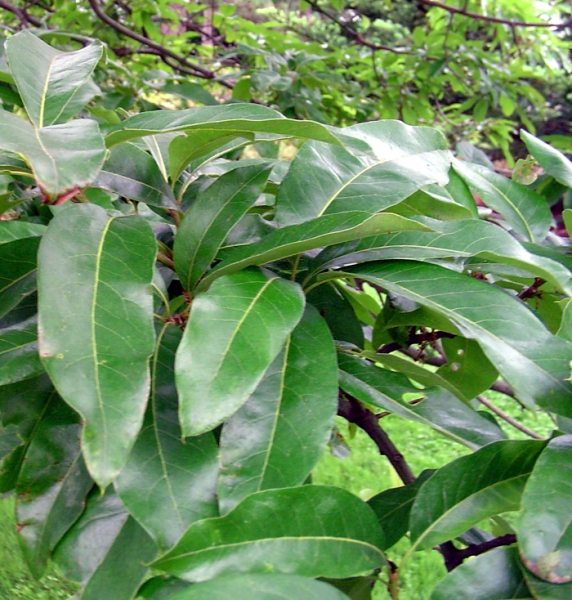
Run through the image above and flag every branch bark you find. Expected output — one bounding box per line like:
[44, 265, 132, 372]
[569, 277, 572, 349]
[0, 0, 42, 27]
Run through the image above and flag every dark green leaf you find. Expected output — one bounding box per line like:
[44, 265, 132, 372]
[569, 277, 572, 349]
[175, 269, 305, 437]
[105, 105, 340, 147]
[174, 163, 272, 292]
[521, 567, 572, 599]
[159, 574, 352, 600]
[367, 470, 434, 550]
[453, 160, 551, 242]
[410, 439, 546, 550]
[0, 221, 45, 243]
[521, 130, 572, 188]
[307, 219, 572, 295]
[430, 546, 532, 600]
[218, 305, 338, 513]
[154, 485, 386, 581]
[339, 261, 572, 417]
[276, 120, 450, 226]
[38, 204, 156, 488]
[94, 143, 176, 208]
[115, 324, 219, 550]
[199, 212, 431, 290]
[6, 30, 102, 127]
[53, 488, 157, 600]
[338, 353, 505, 447]
[16, 394, 92, 577]
[137, 576, 190, 599]
[518, 434, 572, 583]
[162, 83, 219, 106]
[0, 315, 43, 385]
[307, 282, 364, 347]
[0, 375, 54, 492]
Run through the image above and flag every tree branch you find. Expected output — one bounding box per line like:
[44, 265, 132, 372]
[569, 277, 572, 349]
[477, 395, 544, 439]
[443, 534, 517, 571]
[0, 0, 42, 27]
[337, 390, 416, 485]
[416, 0, 572, 29]
[87, 0, 233, 87]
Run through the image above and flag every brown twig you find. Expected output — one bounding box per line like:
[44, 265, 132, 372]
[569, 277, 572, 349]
[477, 395, 544, 439]
[0, 0, 42, 26]
[416, 0, 572, 29]
[518, 277, 544, 300]
[337, 390, 416, 484]
[443, 534, 517, 570]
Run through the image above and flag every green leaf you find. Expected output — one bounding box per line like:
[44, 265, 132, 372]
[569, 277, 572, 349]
[0, 235, 39, 320]
[521, 130, 572, 188]
[94, 143, 176, 208]
[137, 576, 190, 599]
[276, 121, 451, 226]
[0, 374, 54, 492]
[6, 30, 102, 127]
[453, 160, 551, 242]
[174, 163, 272, 292]
[154, 485, 386, 581]
[153, 574, 352, 600]
[521, 567, 572, 599]
[38, 204, 156, 488]
[115, 324, 219, 550]
[199, 212, 432, 291]
[53, 488, 157, 600]
[430, 546, 532, 600]
[307, 219, 572, 296]
[338, 261, 572, 417]
[162, 82, 219, 106]
[168, 131, 253, 181]
[338, 353, 505, 448]
[518, 434, 572, 583]
[307, 283, 364, 347]
[409, 439, 546, 550]
[367, 470, 434, 551]
[0, 109, 106, 196]
[438, 337, 499, 400]
[175, 269, 305, 437]
[0, 221, 45, 243]
[16, 393, 92, 577]
[218, 305, 338, 513]
[0, 315, 43, 385]
[105, 105, 341, 147]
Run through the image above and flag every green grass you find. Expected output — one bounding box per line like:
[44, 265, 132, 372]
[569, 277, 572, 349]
[0, 392, 553, 599]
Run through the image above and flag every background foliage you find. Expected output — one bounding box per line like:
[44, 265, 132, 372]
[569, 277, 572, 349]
[0, 2, 572, 599]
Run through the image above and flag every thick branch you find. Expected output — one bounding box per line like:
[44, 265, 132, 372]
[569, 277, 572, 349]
[444, 534, 517, 571]
[337, 391, 416, 484]
[0, 0, 42, 26]
[416, 0, 572, 29]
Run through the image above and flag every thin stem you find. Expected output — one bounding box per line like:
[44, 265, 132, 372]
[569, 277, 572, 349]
[156, 251, 175, 270]
[477, 395, 544, 439]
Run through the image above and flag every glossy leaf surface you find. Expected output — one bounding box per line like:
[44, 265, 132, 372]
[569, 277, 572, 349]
[6, 30, 102, 127]
[308, 219, 572, 296]
[218, 305, 338, 513]
[341, 261, 572, 417]
[338, 353, 505, 448]
[410, 439, 546, 550]
[115, 324, 219, 550]
[176, 269, 305, 437]
[453, 160, 550, 242]
[0, 109, 106, 196]
[94, 143, 176, 208]
[521, 130, 572, 188]
[518, 435, 572, 583]
[276, 120, 450, 225]
[199, 211, 430, 290]
[430, 546, 532, 600]
[174, 163, 272, 291]
[54, 489, 157, 600]
[38, 204, 156, 487]
[154, 485, 386, 582]
[16, 393, 92, 577]
[161, 574, 351, 600]
[0, 315, 42, 385]
[105, 104, 340, 147]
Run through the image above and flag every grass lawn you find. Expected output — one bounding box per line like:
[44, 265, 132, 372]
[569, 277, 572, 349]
[0, 392, 553, 599]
